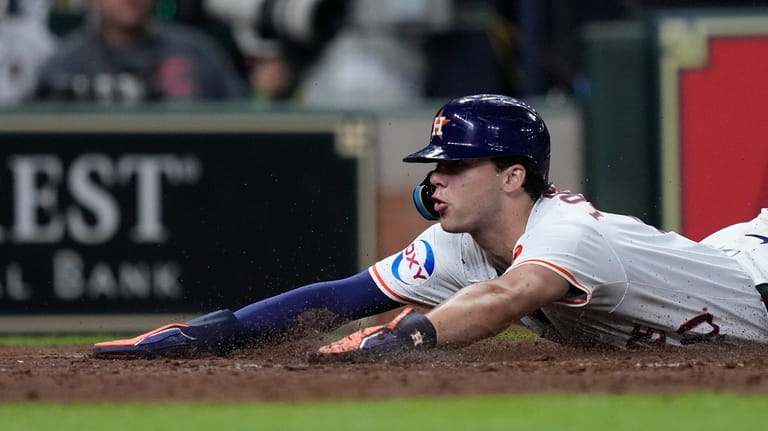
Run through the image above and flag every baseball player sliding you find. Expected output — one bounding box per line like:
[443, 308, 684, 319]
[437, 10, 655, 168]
[94, 94, 768, 360]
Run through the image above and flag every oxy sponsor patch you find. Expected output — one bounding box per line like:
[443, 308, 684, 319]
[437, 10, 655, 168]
[391, 240, 435, 285]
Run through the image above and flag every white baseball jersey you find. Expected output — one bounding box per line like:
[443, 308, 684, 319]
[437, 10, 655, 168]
[370, 188, 768, 348]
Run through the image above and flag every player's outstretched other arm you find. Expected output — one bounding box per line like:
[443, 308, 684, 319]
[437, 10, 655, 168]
[428, 264, 569, 346]
[315, 263, 569, 360]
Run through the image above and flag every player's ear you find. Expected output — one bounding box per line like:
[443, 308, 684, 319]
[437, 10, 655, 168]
[500, 164, 526, 192]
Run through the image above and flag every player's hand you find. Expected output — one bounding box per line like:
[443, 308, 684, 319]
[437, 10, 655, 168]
[310, 307, 436, 362]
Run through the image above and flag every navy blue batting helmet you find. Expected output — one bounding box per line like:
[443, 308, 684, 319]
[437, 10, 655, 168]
[403, 94, 551, 183]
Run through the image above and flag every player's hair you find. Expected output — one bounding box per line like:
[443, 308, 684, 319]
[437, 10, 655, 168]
[492, 156, 549, 200]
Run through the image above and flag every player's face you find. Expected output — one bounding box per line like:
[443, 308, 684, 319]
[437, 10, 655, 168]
[429, 158, 503, 234]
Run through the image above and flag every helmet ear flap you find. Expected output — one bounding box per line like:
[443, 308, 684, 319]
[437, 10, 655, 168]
[412, 171, 439, 221]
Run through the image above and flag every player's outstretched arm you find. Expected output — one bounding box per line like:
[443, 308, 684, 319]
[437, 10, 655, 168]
[94, 270, 403, 359]
[314, 264, 569, 361]
[234, 270, 403, 337]
[427, 264, 569, 346]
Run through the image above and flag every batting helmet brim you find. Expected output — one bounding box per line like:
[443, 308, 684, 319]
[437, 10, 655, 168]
[402, 143, 450, 163]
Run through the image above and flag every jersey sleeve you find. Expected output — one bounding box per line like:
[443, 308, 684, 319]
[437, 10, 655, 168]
[369, 224, 497, 307]
[510, 221, 627, 307]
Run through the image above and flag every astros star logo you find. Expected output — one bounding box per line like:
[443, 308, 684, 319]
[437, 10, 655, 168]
[410, 330, 424, 346]
[431, 109, 451, 139]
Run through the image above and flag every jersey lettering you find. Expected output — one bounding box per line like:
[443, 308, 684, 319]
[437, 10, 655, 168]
[676, 311, 722, 345]
[627, 311, 724, 347]
[406, 251, 428, 280]
[559, 194, 586, 204]
[543, 188, 604, 220]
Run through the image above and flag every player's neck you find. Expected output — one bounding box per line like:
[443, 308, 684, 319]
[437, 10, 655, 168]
[472, 198, 534, 268]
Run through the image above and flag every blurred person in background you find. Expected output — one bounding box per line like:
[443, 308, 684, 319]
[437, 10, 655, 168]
[203, 0, 575, 107]
[292, 0, 440, 108]
[35, 0, 247, 102]
[206, 0, 458, 107]
[0, 0, 57, 106]
[204, 0, 350, 101]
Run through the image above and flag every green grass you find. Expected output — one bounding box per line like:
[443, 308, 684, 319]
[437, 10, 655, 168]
[1, 394, 765, 431]
[496, 326, 540, 340]
[0, 335, 113, 346]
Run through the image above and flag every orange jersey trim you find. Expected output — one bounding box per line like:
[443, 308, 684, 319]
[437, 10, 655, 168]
[516, 258, 592, 306]
[369, 265, 432, 307]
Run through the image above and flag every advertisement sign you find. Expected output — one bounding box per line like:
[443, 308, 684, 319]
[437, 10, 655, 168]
[0, 114, 374, 314]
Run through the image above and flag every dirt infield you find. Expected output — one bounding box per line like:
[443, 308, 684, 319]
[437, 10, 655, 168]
[2, 337, 768, 403]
